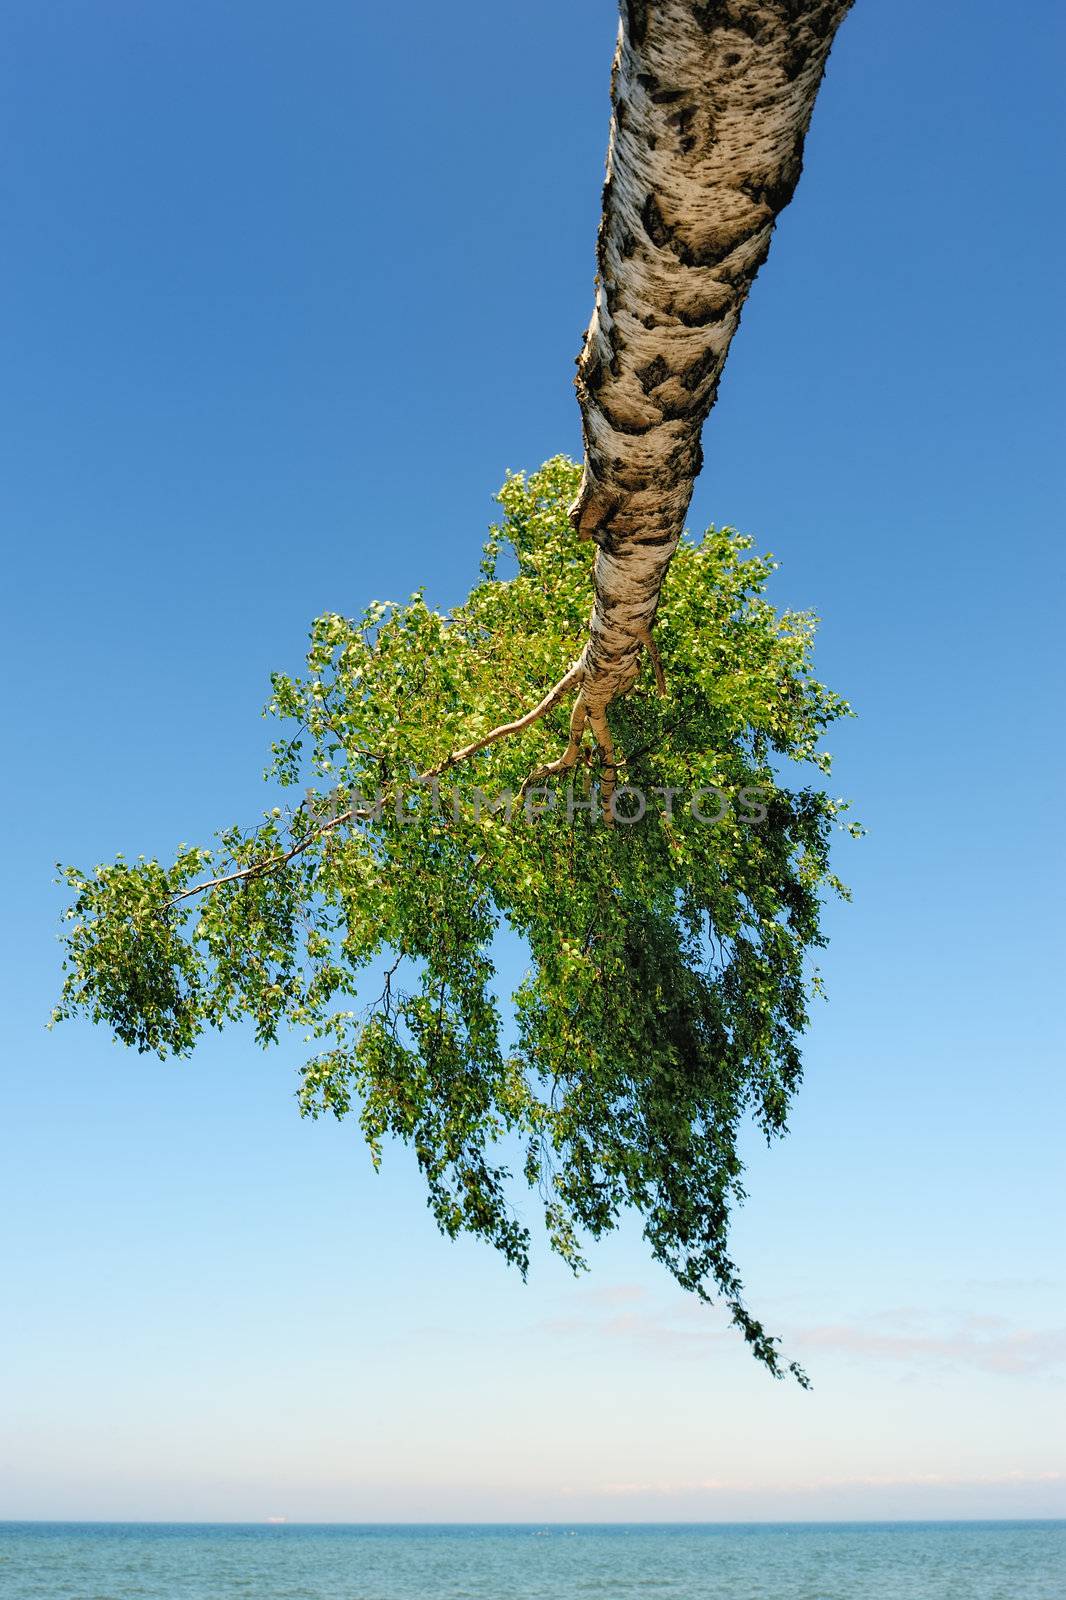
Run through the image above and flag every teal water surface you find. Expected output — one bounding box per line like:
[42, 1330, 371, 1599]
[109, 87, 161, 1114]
[0, 1521, 1062, 1599]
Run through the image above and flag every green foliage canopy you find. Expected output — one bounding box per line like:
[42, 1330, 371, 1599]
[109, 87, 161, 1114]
[54, 458, 856, 1380]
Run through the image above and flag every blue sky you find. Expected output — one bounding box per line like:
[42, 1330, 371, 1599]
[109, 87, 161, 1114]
[2, 0, 1064, 1522]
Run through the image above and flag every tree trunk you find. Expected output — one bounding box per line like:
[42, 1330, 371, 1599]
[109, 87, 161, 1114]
[572, 0, 854, 723]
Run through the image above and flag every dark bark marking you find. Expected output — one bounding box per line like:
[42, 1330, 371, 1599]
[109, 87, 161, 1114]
[642, 190, 761, 270]
[583, 356, 605, 394]
[624, 0, 649, 47]
[592, 397, 659, 438]
[742, 158, 803, 214]
[636, 354, 670, 392]
[716, 228, 773, 284]
[668, 103, 698, 153]
[692, 0, 725, 30]
[680, 347, 721, 392]
[693, 0, 774, 42]
[629, 528, 678, 548]
[674, 298, 732, 328]
[641, 193, 671, 248]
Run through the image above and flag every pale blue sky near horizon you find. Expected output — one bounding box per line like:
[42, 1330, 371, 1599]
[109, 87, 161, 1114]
[1, 0, 1064, 1523]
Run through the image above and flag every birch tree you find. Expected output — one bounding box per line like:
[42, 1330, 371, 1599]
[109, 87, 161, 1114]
[54, 1, 856, 1378]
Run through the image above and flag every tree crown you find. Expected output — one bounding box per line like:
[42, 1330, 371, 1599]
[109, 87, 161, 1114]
[54, 457, 857, 1380]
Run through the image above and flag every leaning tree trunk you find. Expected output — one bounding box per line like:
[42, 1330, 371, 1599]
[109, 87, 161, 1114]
[570, 0, 854, 740]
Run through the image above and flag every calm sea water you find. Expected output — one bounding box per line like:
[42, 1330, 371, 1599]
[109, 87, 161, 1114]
[0, 1521, 1062, 1600]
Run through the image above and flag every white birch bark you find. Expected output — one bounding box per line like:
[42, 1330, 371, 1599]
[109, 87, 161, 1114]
[572, 0, 854, 721]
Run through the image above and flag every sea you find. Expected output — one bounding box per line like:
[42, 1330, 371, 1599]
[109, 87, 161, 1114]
[0, 1521, 1062, 1599]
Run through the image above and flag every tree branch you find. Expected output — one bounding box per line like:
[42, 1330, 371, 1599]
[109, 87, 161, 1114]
[167, 661, 588, 907]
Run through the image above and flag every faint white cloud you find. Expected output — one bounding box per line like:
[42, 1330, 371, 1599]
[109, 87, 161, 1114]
[541, 1284, 1066, 1376]
[568, 1282, 650, 1309]
[958, 1276, 1060, 1293]
[796, 1314, 1066, 1375]
[541, 1288, 729, 1353]
[575, 1469, 1066, 1500]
